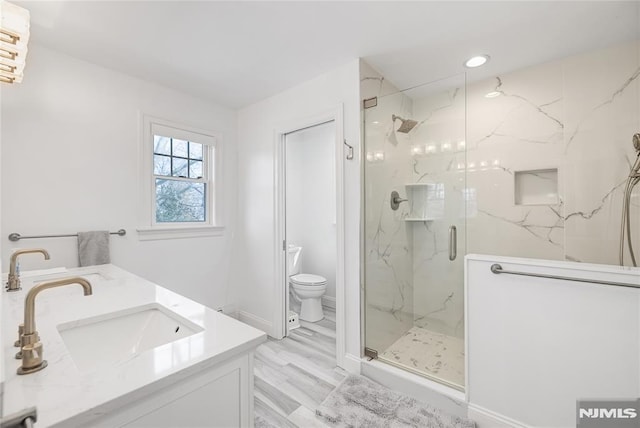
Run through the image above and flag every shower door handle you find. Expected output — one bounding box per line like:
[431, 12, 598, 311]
[449, 225, 457, 261]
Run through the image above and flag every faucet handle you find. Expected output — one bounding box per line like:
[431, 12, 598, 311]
[16, 331, 40, 360]
[17, 341, 47, 375]
[14, 323, 23, 347]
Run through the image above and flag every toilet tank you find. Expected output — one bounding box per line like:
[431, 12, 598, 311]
[287, 245, 302, 276]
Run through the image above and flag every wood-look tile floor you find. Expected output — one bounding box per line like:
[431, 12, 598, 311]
[254, 307, 344, 428]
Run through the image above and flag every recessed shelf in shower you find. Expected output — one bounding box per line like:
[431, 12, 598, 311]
[403, 182, 442, 221]
[514, 168, 559, 205]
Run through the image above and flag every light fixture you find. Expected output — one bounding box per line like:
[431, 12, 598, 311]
[485, 91, 501, 98]
[464, 55, 489, 68]
[0, 1, 30, 84]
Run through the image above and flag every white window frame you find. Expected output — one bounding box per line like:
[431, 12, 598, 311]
[137, 114, 224, 240]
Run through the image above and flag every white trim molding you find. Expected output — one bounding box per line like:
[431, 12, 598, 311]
[136, 225, 225, 241]
[468, 404, 529, 428]
[321, 295, 336, 309]
[342, 353, 362, 374]
[238, 311, 272, 335]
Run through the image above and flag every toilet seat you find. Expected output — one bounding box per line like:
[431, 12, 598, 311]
[290, 273, 326, 286]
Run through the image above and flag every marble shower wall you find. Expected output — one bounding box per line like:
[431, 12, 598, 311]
[467, 40, 640, 265]
[362, 40, 640, 354]
[409, 78, 466, 339]
[361, 61, 415, 353]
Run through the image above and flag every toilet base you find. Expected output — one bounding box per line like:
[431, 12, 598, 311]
[300, 297, 324, 322]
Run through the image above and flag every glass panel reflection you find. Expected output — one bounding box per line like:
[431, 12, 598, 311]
[172, 158, 188, 177]
[189, 142, 203, 160]
[172, 139, 189, 158]
[154, 155, 171, 176]
[189, 160, 203, 178]
[154, 135, 171, 155]
[155, 179, 205, 222]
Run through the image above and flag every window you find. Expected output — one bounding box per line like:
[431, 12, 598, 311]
[153, 136, 207, 223]
[138, 115, 223, 240]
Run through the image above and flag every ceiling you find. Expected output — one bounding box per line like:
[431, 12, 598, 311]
[16, 1, 640, 108]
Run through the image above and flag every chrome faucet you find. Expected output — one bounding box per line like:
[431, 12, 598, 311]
[6, 248, 50, 292]
[17, 277, 92, 375]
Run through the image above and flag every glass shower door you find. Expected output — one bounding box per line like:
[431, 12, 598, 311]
[363, 74, 467, 390]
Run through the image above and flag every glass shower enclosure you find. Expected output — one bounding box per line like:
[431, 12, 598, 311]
[363, 74, 467, 390]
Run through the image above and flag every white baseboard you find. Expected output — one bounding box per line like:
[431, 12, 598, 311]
[225, 311, 239, 320]
[468, 404, 529, 428]
[321, 295, 336, 309]
[237, 311, 272, 334]
[215, 303, 237, 318]
[341, 353, 361, 374]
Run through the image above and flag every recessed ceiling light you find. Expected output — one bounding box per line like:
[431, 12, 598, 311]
[465, 55, 490, 68]
[485, 91, 501, 98]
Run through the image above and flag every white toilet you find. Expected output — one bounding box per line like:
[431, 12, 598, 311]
[287, 245, 327, 322]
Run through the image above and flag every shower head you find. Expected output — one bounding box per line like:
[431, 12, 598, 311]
[633, 133, 640, 152]
[392, 114, 418, 134]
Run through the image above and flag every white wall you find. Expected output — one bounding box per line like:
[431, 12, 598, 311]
[234, 59, 361, 366]
[1, 44, 238, 311]
[466, 255, 640, 427]
[0, 83, 4, 413]
[286, 122, 336, 300]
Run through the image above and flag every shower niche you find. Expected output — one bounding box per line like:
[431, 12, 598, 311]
[404, 183, 444, 221]
[514, 168, 559, 206]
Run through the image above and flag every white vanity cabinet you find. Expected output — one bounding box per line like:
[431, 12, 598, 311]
[2, 265, 266, 428]
[82, 353, 255, 428]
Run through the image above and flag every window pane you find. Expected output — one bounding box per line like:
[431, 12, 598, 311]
[155, 179, 205, 223]
[173, 139, 189, 158]
[154, 155, 171, 176]
[189, 142, 203, 160]
[189, 160, 203, 178]
[154, 136, 171, 155]
[172, 157, 188, 177]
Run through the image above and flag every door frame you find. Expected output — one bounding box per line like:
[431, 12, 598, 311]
[273, 105, 346, 369]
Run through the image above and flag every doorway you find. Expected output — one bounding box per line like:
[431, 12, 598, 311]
[274, 108, 346, 369]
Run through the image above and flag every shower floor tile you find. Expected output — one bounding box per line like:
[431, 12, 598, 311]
[380, 327, 465, 388]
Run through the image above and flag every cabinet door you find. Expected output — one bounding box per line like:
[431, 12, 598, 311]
[124, 369, 241, 428]
[84, 353, 253, 428]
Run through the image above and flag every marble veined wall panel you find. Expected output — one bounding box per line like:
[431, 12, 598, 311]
[409, 80, 466, 338]
[361, 62, 415, 353]
[562, 41, 640, 264]
[467, 40, 640, 266]
[466, 60, 566, 261]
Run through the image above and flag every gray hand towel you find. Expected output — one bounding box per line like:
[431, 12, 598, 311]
[78, 231, 111, 267]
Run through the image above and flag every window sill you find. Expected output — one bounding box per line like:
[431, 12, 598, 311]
[136, 225, 225, 241]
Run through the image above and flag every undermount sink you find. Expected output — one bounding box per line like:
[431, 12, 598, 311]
[25, 270, 110, 286]
[58, 304, 204, 373]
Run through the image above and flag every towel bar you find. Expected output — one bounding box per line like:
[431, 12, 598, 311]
[490, 263, 640, 290]
[8, 229, 126, 242]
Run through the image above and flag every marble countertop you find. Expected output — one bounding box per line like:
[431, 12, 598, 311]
[1, 264, 266, 427]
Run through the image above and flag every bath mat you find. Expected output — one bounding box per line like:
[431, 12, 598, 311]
[316, 375, 475, 428]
